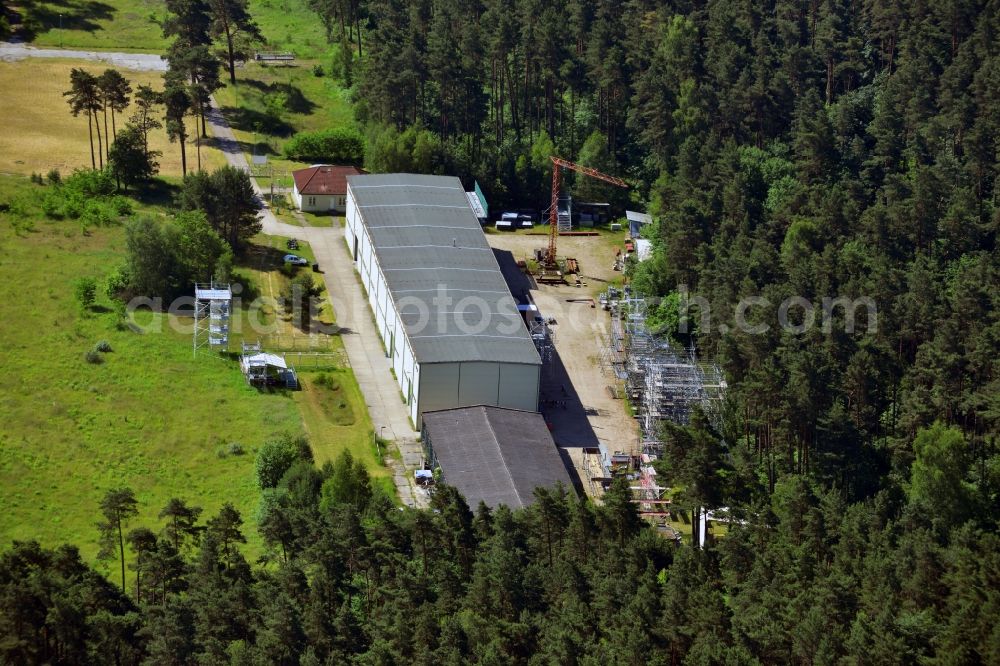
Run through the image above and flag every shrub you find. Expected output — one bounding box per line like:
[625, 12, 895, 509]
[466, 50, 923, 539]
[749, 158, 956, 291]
[64, 169, 116, 197]
[74, 277, 97, 310]
[255, 434, 312, 489]
[312, 64, 324, 77]
[111, 196, 133, 217]
[62, 193, 84, 220]
[84, 350, 104, 364]
[228, 442, 245, 456]
[282, 272, 320, 325]
[263, 91, 289, 116]
[41, 192, 64, 219]
[46, 169, 61, 185]
[105, 264, 133, 301]
[111, 299, 129, 331]
[30, 172, 44, 185]
[314, 372, 340, 391]
[94, 340, 113, 353]
[284, 127, 364, 164]
[81, 201, 114, 227]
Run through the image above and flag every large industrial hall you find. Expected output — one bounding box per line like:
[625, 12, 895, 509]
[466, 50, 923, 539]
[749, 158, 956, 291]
[344, 173, 542, 428]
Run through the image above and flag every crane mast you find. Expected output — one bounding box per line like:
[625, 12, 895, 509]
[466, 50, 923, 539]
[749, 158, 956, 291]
[545, 156, 628, 268]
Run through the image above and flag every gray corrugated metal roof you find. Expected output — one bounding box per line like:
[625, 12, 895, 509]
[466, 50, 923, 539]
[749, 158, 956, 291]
[347, 174, 541, 365]
[423, 406, 574, 509]
[625, 210, 652, 224]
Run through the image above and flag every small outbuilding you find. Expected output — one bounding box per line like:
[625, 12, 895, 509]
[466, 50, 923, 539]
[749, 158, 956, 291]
[626, 210, 652, 238]
[422, 406, 575, 509]
[291, 165, 364, 213]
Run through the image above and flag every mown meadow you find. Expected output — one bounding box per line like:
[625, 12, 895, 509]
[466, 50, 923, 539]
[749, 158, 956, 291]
[0, 173, 387, 579]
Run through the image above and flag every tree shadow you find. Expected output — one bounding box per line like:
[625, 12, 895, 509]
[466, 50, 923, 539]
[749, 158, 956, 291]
[240, 140, 279, 157]
[229, 274, 260, 306]
[238, 79, 316, 115]
[17, 0, 117, 38]
[221, 105, 295, 138]
[239, 242, 288, 272]
[133, 178, 180, 207]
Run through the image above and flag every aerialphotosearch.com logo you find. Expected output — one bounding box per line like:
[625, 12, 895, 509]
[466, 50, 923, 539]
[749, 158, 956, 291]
[122, 282, 527, 338]
[123, 282, 344, 337]
[122, 281, 878, 339]
[651, 286, 879, 336]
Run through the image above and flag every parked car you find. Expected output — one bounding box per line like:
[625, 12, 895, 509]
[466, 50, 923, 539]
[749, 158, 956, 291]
[497, 211, 534, 230]
[283, 254, 309, 265]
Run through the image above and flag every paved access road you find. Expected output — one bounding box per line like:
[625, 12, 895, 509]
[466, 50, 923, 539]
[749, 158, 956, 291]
[0, 41, 167, 71]
[203, 98, 427, 508]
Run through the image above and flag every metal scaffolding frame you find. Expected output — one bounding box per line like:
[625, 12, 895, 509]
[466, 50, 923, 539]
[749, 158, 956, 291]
[600, 293, 726, 458]
[193, 282, 232, 356]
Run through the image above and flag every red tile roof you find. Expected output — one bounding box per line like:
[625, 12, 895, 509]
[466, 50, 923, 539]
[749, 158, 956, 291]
[292, 165, 365, 195]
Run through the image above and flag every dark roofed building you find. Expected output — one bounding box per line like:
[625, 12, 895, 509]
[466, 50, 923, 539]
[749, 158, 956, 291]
[422, 406, 574, 509]
[291, 165, 364, 213]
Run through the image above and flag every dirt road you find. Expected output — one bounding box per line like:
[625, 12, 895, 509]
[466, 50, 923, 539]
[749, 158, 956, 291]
[0, 41, 166, 71]
[486, 230, 640, 497]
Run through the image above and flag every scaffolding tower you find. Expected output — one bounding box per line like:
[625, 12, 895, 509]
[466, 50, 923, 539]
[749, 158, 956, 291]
[193, 282, 232, 355]
[557, 194, 573, 232]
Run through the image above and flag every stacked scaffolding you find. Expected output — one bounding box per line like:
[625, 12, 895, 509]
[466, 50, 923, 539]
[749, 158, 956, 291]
[193, 282, 232, 355]
[597, 294, 726, 526]
[602, 294, 726, 453]
[633, 455, 671, 515]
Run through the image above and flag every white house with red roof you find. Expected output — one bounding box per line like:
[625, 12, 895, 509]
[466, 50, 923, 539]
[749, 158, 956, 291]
[291, 165, 364, 213]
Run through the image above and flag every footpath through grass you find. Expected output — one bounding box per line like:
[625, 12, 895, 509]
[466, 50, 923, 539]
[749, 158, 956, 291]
[213, 58, 356, 188]
[0, 174, 386, 575]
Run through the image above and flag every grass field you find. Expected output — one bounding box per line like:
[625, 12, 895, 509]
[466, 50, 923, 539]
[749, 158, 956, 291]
[213, 58, 356, 179]
[233, 233, 342, 348]
[267, 202, 337, 228]
[0, 174, 383, 576]
[0, 175, 301, 566]
[23, 0, 333, 56]
[0, 59, 226, 178]
[15, 0, 168, 51]
[294, 370, 391, 494]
